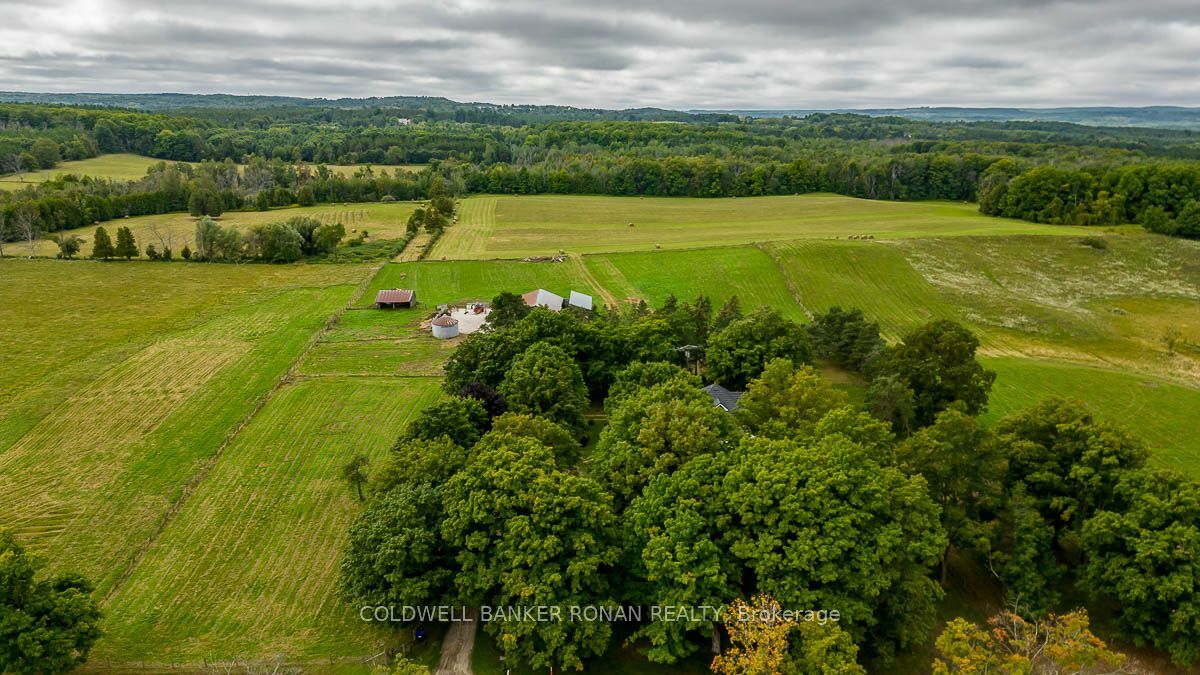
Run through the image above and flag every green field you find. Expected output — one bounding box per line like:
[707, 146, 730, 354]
[29, 201, 422, 258]
[0, 153, 170, 189]
[429, 193, 1090, 260]
[983, 357, 1200, 476]
[0, 154, 425, 192]
[97, 376, 440, 664]
[2, 193, 1199, 669]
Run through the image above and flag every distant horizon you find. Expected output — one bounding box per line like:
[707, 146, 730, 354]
[3, 90, 1200, 114]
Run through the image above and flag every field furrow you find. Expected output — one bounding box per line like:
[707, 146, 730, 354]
[96, 377, 442, 663]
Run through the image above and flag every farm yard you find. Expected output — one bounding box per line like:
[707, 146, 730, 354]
[2, 191, 1199, 670]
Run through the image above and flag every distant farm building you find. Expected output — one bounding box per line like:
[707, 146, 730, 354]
[522, 289, 594, 311]
[702, 384, 744, 412]
[522, 289, 566, 311]
[568, 291, 594, 311]
[431, 314, 460, 339]
[376, 289, 415, 309]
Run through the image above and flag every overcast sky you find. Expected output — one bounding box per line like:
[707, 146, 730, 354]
[0, 0, 1197, 109]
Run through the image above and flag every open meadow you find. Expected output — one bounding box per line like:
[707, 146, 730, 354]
[27, 200, 422, 258]
[0, 153, 171, 189]
[0, 153, 426, 192]
[2, 192, 1199, 670]
[428, 193, 1090, 259]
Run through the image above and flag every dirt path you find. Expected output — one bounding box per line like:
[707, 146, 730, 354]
[435, 608, 477, 675]
[572, 255, 619, 308]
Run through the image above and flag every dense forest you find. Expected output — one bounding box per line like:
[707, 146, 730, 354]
[3, 100, 1200, 242]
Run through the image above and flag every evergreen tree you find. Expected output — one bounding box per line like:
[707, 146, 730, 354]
[90, 226, 114, 260]
[114, 226, 138, 260]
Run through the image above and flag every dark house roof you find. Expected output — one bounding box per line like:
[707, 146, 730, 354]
[376, 289, 414, 304]
[702, 384, 744, 412]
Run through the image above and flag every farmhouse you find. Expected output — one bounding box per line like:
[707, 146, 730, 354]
[522, 288, 565, 311]
[702, 383, 744, 412]
[375, 288, 415, 309]
[431, 314, 459, 339]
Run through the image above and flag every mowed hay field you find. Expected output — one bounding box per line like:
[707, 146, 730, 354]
[428, 193, 1089, 259]
[983, 357, 1200, 476]
[0, 154, 425, 192]
[0, 153, 169, 189]
[30, 200, 422, 258]
[0, 260, 373, 594]
[97, 376, 441, 664]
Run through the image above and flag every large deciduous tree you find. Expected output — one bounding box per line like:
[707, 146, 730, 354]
[442, 437, 618, 670]
[593, 379, 739, 508]
[339, 484, 455, 610]
[879, 320, 995, 428]
[705, 308, 812, 389]
[735, 359, 849, 441]
[1081, 469, 1200, 666]
[498, 342, 590, 440]
[0, 531, 102, 674]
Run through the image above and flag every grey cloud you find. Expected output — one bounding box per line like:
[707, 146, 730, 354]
[0, 0, 1197, 107]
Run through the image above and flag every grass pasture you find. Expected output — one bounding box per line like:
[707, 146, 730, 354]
[429, 193, 1089, 260]
[0, 154, 425, 192]
[983, 357, 1200, 477]
[359, 258, 601, 309]
[0, 260, 371, 595]
[584, 246, 807, 320]
[0, 153, 168, 189]
[97, 376, 441, 664]
[28, 200, 421, 258]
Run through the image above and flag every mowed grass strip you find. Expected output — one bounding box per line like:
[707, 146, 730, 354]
[28, 200, 421, 258]
[982, 357, 1200, 477]
[430, 193, 1088, 260]
[426, 196, 497, 260]
[97, 377, 441, 663]
[584, 246, 808, 320]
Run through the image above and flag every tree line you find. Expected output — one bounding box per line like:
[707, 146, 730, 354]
[339, 298, 1200, 670]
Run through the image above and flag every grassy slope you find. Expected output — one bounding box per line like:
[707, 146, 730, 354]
[0, 153, 169, 189]
[430, 193, 1089, 259]
[0, 261, 372, 594]
[584, 246, 808, 322]
[983, 357, 1200, 476]
[97, 376, 441, 663]
[28, 201, 422, 258]
[0, 154, 424, 191]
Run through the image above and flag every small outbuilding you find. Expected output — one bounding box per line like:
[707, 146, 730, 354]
[376, 289, 415, 309]
[568, 291, 594, 311]
[702, 384, 744, 412]
[431, 314, 459, 339]
[522, 288, 565, 311]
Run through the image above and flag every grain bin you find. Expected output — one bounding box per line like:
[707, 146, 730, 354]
[431, 314, 460, 339]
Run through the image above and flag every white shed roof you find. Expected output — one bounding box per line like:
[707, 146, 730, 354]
[568, 291, 593, 310]
[522, 288, 565, 311]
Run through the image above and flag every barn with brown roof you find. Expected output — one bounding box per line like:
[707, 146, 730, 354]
[375, 289, 415, 309]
